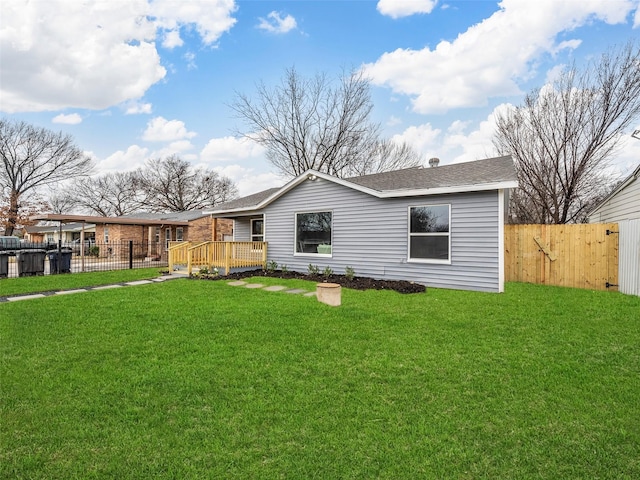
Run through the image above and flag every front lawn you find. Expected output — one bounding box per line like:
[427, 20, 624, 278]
[1, 279, 639, 478]
[0, 268, 165, 297]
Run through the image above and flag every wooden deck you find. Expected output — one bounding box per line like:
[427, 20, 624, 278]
[168, 241, 267, 275]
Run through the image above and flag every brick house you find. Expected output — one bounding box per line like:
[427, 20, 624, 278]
[33, 211, 232, 259]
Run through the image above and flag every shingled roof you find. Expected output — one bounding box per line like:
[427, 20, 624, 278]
[348, 155, 516, 191]
[207, 155, 517, 215]
[211, 188, 280, 211]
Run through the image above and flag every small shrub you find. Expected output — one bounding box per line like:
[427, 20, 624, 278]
[345, 266, 355, 280]
[308, 264, 319, 275]
[199, 266, 209, 275]
[89, 246, 100, 257]
[322, 266, 334, 277]
[281, 264, 289, 273]
[265, 260, 278, 273]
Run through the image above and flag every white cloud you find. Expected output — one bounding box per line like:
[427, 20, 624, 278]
[0, 0, 237, 113]
[150, 141, 198, 162]
[386, 115, 402, 126]
[184, 51, 197, 70]
[257, 11, 297, 34]
[607, 127, 640, 177]
[162, 29, 184, 49]
[142, 117, 197, 142]
[201, 136, 266, 163]
[377, 0, 437, 19]
[52, 113, 82, 125]
[391, 123, 442, 158]
[363, 0, 637, 114]
[213, 165, 285, 197]
[152, 0, 237, 45]
[391, 106, 511, 165]
[125, 102, 153, 115]
[98, 145, 150, 173]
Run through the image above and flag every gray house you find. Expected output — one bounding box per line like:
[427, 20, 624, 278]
[586, 163, 640, 297]
[587, 164, 640, 223]
[206, 156, 518, 293]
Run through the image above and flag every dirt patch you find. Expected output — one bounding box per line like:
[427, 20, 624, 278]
[193, 269, 426, 294]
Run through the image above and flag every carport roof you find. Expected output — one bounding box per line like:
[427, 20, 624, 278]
[31, 214, 190, 226]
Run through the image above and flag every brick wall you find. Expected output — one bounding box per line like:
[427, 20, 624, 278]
[186, 217, 233, 242]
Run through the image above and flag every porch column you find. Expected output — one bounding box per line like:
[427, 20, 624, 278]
[211, 217, 218, 241]
[148, 226, 154, 257]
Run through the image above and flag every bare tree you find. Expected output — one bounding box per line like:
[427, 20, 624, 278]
[0, 192, 50, 234]
[494, 41, 640, 224]
[230, 67, 423, 178]
[0, 119, 93, 235]
[65, 172, 144, 216]
[136, 155, 238, 212]
[46, 192, 78, 215]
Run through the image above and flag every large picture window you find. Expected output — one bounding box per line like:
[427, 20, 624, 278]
[409, 204, 450, 262]
[295, 211, 332, 255]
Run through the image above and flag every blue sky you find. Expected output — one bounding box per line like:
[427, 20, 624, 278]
[1, 0, 639, 197]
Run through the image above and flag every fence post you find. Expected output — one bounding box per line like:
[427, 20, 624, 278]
[129, 240, 133, 269]
[224, 243, 231, 275]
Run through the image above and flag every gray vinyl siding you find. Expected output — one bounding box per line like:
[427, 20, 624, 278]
[233, 216, 257, 240]
[233, 177, 503, 292]
[588, 177, 640, 222]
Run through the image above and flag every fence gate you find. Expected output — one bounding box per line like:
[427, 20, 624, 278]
[504, 224, 619, 291]
[618, 219, 640, 296]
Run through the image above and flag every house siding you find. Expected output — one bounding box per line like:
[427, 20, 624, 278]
[588, 175, 640, 222]
[233, 177, 503, 292]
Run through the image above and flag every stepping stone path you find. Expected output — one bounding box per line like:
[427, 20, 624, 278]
[0, 274, 321, 303]
[227, 280, 316, 297]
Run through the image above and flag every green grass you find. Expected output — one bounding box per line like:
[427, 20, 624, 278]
[1, 278, 639, 479]
[0, 268, 165, 297]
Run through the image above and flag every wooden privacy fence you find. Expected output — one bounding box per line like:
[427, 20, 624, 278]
[504, 224, 618, 291]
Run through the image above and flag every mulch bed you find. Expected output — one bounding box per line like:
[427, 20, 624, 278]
[191, 269, 426, 294]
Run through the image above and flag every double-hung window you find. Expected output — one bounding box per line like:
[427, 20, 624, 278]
[408, 204, 450, 262]
[295, 211, 332, 255]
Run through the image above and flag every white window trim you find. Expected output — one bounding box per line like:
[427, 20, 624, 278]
[165, 227, 171, 250]
[251, 216, 265, 243]
[407, 204, 452, 265]
[293, 210, 333, 257]
[176, 227, 184, 242]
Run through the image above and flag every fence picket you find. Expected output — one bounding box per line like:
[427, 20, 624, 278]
[504, 224, 618, 291]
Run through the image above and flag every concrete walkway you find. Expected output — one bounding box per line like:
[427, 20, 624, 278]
[0, 276, 317, 303]
[0, 274, 185, 303]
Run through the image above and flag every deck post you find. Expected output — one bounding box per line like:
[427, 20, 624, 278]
[224, 242, 231, 275]
[262, 242, 268, 268]
[187, 246, 193, 276]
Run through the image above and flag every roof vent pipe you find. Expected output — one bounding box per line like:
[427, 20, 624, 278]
[428, 157, 440, 168]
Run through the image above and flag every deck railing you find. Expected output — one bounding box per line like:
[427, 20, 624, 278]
[168, 241, 267, 275]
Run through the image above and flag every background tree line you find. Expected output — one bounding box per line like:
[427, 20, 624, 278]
[0, 118, 237, 235]
[54, 155, 238, 217]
